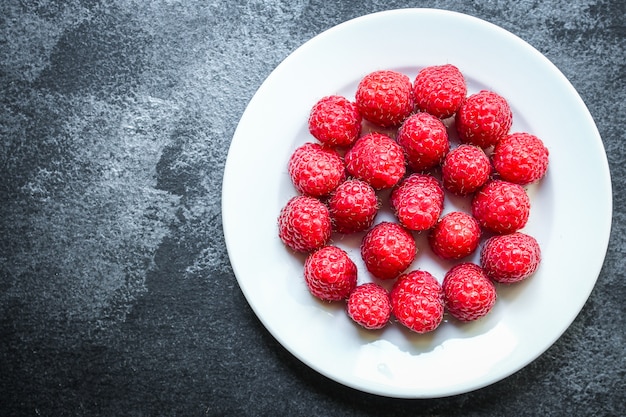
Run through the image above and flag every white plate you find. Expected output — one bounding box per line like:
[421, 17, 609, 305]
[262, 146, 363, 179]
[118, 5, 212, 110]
[222, 9, 612, 398]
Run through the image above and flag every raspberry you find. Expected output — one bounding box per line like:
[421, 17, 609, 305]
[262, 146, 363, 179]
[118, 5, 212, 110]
[442, 263, 496, 321]
[396, 112, 450, 172]
[344, 132, 406, 190]
[355, 70, 414, 127]
[480, 232, 541, 283]
[390, 270, 444, 333]
[471, 180, 530, 234]
[455, 90, 513, 148]
[278, 196, 331, 252]
[361, 222, 416, 280]
[413, 64, 467, 119]
[308, 95, 362, 147]
[429, 211, 481, 260]
[347, 283, 392, 329]
[304, 246, 357, 301]
[390, 173, 444, 231]
[441, 144, 491, 195]
[288, 142, 345, 198]
[493, 132, 549, 185]
[327, 179, 379, 234]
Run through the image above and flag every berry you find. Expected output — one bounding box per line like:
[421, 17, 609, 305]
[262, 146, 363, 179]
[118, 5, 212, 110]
[344, 132, 406, 190]
[441, 144, 492, 195]
[455, 90, 513, 148]
[481, 232, 541, 283]
[361, 222, 416, 280]
[355, 70, 414, 127]
[413, 64, 467, 119]
[429, 211, 481, 260]
[493, 132, 549, 185]
[304, 246, 357, 301]
[347, 283, 392, 329]
[308, 95, 362, 147]
[327, 179, 379, 234]
[397, 112, 450, 172]
[390, 173, 444, 231]
[471, 180, 530, 234]
[288, 142, 345, 198]
[442, 263, 496, 321]
[390, 270, 444, 333]
[278, 196, 331, 252]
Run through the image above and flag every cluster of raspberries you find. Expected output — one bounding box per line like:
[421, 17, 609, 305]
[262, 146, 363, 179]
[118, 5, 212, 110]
[278, 65, 549, 333]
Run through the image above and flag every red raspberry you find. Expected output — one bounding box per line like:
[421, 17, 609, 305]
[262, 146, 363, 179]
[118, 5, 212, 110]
[344, 132, 406, 190]
[390, 270, 444, 333]
[471, 180, 530, 234]
[481, 232, 541, 283]
[390, 173, 444, 231]
[347, 283, 391, 329]
[278, 196, 331, 252]
[361, 222, 416, 280]
[429, 211, 481, 260]
[455, 90, 513, 148]
[396, 112, 450, 172]
[493, 132, 550, 185]
[355, 70, 414, 127]
[442, 263, 496, 321]
[288, 142, 345, 198]
[308, 95, 362, 147]
[413, 64, 467, 119]
[327, 179, 379, 234]
[304, 246, 357, 301]
[441, 144, 491, 195]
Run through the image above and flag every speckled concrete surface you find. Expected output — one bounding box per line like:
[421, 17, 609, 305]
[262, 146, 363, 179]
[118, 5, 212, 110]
[1, 1, 624, 415]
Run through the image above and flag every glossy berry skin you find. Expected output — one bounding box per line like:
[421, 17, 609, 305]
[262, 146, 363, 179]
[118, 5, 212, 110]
[390, 174, 444, 231]
[493, 132, 549, 185]
[278, 196, 331, 252]
[481, 232, 541, 283]
[355, 70, 414, 127]
[397, 112, 450, 172]
[344, 132, 406, 190]
[390, 270, 444, 333]
[347, 283, 392, 329]
[455, 90, 513, 148]
[413, 64, 467, 119]
[429, 211, 481, 260]
[288, 142, 345, 198]
[327, 179, 379, 234]
[442, 144, 492, 195]
[361, 222, 416, 280]
[304, 246, 357, 301]
[443, 263, 496, 321]
[308, 95, 362, 147]
[471, 180, 530, 234]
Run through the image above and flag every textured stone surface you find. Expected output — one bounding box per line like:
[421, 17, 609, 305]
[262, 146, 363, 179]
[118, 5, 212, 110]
[1, 0, 624, 415]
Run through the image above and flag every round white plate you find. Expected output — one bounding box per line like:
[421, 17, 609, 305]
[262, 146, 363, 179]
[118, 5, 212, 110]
[222, 9, 612, 398]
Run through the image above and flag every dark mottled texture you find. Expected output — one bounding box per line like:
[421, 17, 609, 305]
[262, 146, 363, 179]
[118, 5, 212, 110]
[1, 0, 624, 416]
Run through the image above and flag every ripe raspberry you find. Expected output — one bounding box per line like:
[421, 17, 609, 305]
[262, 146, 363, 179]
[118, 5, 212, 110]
[347, 283, 391, 329]
[455, 90, 513, 148]
[278, 196, 331, 252]
[390, 270, 444, 333]
[442, 263, 496, 321]
[344, 132, 406, 190]
[413, 64, 467, 119]
[355, 70, 414, 127]
[481, 232, 541, 283]
[288, 142, 345, 198]
[327, 179, 379, 234]
[396, 112, 450, 172]
[308, 95, 362, 147]
[429, 211, 481, 260]
[304, 246, 357, 301]
[441, 144, 491, 195]
[361, 222, 416, 280]
[471, 180, 530, 234]
[390, 173, 444, 231]
[493, 132, 549, 185]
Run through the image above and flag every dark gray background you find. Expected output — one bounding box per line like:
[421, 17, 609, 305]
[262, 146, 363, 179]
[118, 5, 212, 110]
[1, 1, 624, 416]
